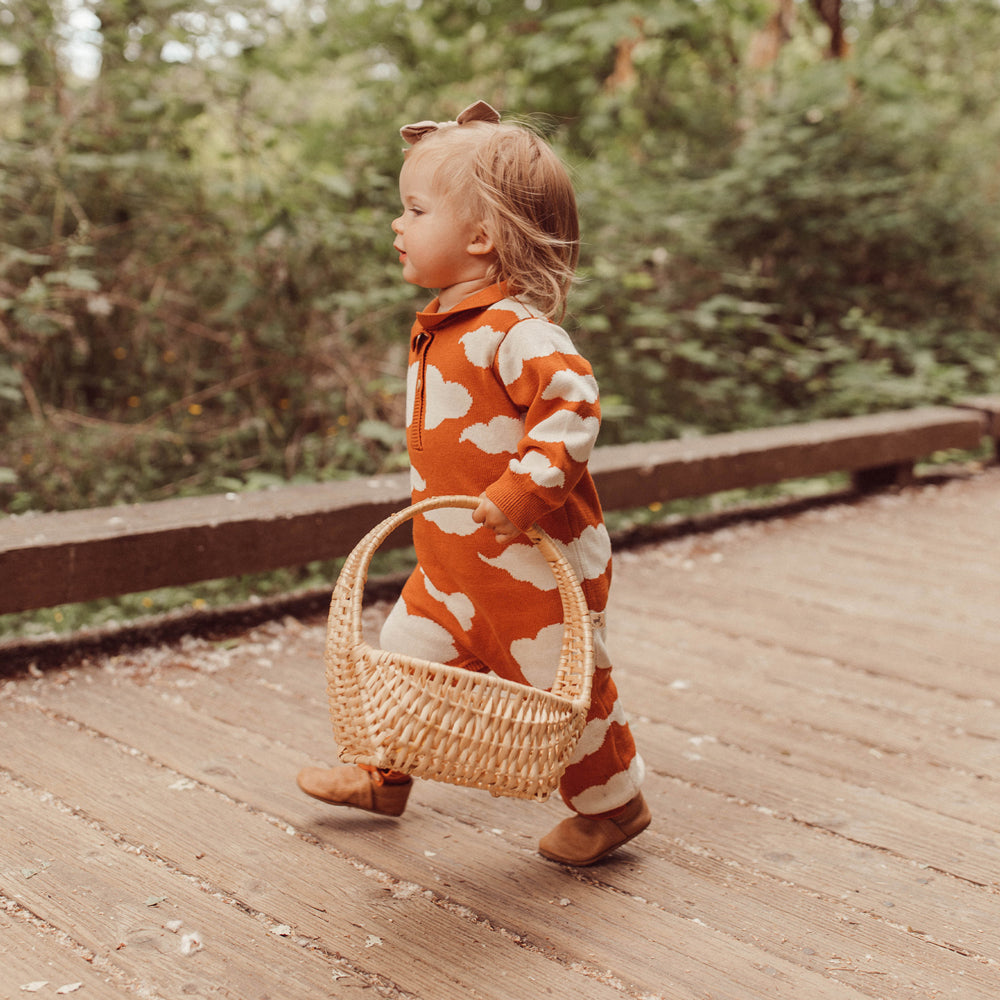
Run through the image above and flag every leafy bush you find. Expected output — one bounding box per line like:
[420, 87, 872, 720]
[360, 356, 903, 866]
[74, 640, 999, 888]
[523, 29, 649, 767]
[1, 0, 999, 518]
[566, 17, 1000, 442]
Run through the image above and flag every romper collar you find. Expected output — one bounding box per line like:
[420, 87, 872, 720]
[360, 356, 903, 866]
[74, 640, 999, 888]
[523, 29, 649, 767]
[415, 282, 511, 332]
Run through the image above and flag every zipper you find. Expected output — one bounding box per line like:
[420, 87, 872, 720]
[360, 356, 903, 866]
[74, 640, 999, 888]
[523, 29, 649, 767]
[410, 331, 431, 452]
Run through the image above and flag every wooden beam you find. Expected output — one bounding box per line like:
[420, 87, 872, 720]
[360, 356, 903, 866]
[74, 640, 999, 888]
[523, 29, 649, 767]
[0, 406, 985, 616]
[1, 473, 410, 615]
[589, 406, 983, 510]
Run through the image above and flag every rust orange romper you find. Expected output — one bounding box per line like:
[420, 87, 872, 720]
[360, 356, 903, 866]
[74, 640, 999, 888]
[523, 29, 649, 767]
[380, 282, 645, 816]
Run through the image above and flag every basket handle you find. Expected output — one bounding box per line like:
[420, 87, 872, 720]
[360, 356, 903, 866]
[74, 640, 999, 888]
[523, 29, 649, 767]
[332, 494, 594, 706]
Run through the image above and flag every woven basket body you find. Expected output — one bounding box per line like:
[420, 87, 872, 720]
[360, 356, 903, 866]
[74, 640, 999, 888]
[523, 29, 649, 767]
[324, 495, 594, 801]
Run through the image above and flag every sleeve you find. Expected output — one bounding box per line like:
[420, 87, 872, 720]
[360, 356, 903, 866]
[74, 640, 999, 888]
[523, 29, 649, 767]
[483, 318, 601, 530]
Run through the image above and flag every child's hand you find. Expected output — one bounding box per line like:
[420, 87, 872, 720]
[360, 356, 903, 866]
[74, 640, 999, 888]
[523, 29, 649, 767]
[472, 495, 521, 544]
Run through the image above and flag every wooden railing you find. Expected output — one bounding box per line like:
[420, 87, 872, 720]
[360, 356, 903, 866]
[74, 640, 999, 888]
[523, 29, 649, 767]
[2, 400, 998, 618]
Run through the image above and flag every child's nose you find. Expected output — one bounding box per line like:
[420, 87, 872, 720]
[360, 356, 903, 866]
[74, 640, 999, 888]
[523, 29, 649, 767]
[391, 215, 403, 235]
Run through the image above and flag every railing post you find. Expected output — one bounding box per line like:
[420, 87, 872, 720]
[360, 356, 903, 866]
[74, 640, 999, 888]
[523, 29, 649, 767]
[851, 461, 915, 493]
[955, 396, 1000, 464]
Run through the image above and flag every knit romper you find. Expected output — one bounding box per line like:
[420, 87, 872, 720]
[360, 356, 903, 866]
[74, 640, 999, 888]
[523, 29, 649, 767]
[379, 283, 645, 816]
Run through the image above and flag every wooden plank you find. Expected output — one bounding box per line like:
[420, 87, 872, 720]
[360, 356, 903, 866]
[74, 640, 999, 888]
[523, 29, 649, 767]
[16, 623, 1000, 999]
[639, 778, 1000, 977]
[0, 902, 134, 1000]
[600, 481, 1000, 890]
[620, 617, 1000, 776]
[634, 714, 999, 884]
[619, 560, 1000, 699]
[6, 683, 868, 1000]
[1, 701, 691, 1000]
[4, 466, 1000, 999]
[622, 629, 1000, 795]
[1, 775, 382, 999]
[0, 406, 986, 615]
[609, 476, 1000, 702]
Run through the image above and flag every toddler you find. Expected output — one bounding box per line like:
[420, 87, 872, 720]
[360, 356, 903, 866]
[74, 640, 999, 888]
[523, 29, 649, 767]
[298, 101, 649, 866]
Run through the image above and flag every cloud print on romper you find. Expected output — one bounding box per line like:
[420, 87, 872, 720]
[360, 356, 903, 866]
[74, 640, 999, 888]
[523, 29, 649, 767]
[543, 369, 599, 404]
[529, 410, 600, 462]
[496, 320, 580, 386]
[569, 698, 631, 763]
[459, 415, 523, 454]
[459, 304, 543, 370]
[422, 506, 480, 537]
[510, 622, 564, 689]
[479, 523, 611, 590]
[407, 363, 472, 429]
[421, 569, 476, 631]
[379, 599, 458, 662]
[461, 323, 506, 368]
[509, 450, 565, 489]
[569, 757, 647, 816]
[479, 540, 557, 590]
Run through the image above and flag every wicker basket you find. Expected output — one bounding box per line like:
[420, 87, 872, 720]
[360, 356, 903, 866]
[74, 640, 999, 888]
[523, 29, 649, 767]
[324, 495, 595, 802]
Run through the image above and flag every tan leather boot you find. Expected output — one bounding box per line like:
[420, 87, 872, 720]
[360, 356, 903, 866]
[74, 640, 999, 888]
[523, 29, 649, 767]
[538, 793, 651, 866]
[296, 764, 412, 817]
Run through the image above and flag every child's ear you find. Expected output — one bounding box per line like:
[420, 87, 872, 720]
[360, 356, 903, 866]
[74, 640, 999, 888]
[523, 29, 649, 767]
[467, 228, 494, 257]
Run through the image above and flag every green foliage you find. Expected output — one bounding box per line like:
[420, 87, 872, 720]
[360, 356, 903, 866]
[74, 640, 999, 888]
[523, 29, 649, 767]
[1, 0, 999, 523]
[704, 54, 1000, 329]
[564, 3, 1000, 441]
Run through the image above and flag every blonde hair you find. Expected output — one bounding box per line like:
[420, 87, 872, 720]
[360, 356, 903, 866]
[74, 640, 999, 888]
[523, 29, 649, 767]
[406, 120, 580, 319]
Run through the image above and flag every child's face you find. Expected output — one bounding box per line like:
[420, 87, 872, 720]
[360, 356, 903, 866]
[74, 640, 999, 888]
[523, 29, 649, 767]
[391, 150, 493, 310]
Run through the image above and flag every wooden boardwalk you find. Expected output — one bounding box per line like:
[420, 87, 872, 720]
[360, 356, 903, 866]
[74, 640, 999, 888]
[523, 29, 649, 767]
[2, 467, 999, 1000]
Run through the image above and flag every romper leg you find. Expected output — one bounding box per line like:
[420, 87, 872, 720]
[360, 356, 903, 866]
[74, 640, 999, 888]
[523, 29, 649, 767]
[383, 566, 646, 818]
[538, 667, 650, 865]
[557, 666, 645, 816]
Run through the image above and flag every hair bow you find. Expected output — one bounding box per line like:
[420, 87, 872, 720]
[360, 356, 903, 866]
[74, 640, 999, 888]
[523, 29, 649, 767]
[400, 100, 501, 146]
